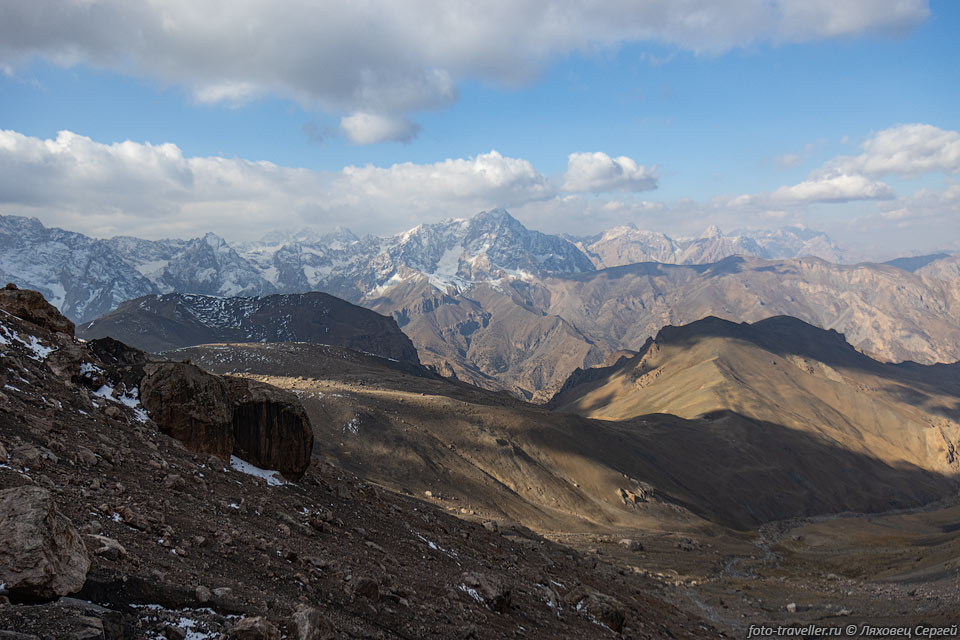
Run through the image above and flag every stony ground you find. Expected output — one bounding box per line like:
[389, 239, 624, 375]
[0, 300, 717, 639]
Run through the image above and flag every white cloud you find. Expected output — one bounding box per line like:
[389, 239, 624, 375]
[828, 123, 960, 177]
[0, 129, 553, 238]
[0, 1, 929, 142]
[562, 152, 657, 193]
[771, 174, 894, 203]
[765, 123, 960, 205]
[332, 150, 553, 209]
[339, 113, 420, 145]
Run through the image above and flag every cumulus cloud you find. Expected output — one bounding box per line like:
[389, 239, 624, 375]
[0, 129, 555, 238]
[0, 1, 929, 142]
[332, 150, 553, 208]
[765, 123, 960, 204]
[827, 123, 960, 177]
[339, 113, 420, 145]
[772, 174, 894, 203]
[562, 152, 657, 193]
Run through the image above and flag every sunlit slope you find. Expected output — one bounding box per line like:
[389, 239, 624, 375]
[549, 316, 960, 478]
[171, 338, 957, 531]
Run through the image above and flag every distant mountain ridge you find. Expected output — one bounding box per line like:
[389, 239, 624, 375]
[0, 211, 847, 323]
[566, 222, 844, 268]
[77, 291, 420, 362]
[4, 212, 960, 400]
[547, 314, 960, 482]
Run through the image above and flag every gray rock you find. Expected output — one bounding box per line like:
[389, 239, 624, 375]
[85, 535, 126, 561]
[460, 572, 511, 613]
[289, 604, 336, 640]
[227, 616, 281, 640]
[0, 486, 91, 600]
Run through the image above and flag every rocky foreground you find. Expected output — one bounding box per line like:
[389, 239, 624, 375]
[0, 285, 716, 639]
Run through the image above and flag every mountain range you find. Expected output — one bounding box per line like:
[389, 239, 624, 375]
[0, 211, 844, 323]
[2, 212, 959, 400]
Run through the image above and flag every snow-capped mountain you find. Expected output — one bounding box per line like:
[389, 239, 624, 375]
[573, 223, 844, 268]
[0, 216, 155, 322]
[1, 210, 844, 322]
[233, 208, 595, 300]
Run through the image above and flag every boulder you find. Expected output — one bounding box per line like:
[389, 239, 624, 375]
[140, 362, 235, 459]
[226, 377, 313, 480]
[139, 364, 313, 480]
[226, 617, 281, 640]
[460, 572, 511, 613]
[0, 486, 91, 601]
[85, 535, 126, 562]
[563, 585, 626, 633]
[0, 284, 74, 336]
[289, 604, 336, 640]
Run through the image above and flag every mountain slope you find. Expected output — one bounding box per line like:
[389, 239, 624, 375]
[548, 315, 960, 480]
[2, 287, 713, 639]
[5, 213, 960, 401]
[76, 291, 420, 362]
[170, 332, 958, 532]
[0, 216, 157, 321]
[572, 224, 844, 268]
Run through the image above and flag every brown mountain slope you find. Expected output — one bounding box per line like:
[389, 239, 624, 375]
[171, 338, 957, 531]
[548, 315, 960, 480]
[1, 287, 715, 639]
[369, 254, 960, 401]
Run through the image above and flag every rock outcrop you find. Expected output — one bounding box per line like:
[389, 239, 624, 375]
[0, 283, 75, 336]
[140, 362, 235, 460]
[0, 486, 91, 601]
[226, 378, 313, 480]
[140, 362, 313, 479]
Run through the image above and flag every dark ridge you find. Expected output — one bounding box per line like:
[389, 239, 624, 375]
[882, 253, 951, 273]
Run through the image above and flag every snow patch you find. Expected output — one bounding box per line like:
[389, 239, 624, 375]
[0, 323, 55, 361]
[229, 455, 288, 486]
[343, 416, 360, 435]
[458, 584, 483, 602]
[92, 383, 150, 422]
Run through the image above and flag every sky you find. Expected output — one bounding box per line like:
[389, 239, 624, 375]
[0, 0, 958, 257]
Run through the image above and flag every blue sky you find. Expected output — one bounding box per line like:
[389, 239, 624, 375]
[0, 0, 957, 256]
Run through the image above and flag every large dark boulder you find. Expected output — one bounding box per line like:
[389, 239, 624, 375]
[140, 362, 235, 460]
[140, 362, 313, 479]
[0, 486, 91, 601]
[226, 378, 313, 480]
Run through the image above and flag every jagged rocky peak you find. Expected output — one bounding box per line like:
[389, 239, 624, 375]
[698, 224, 723, 239]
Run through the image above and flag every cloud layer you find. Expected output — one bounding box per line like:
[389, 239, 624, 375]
[0, 1, 929, 142]
[0, 129, 647, 238]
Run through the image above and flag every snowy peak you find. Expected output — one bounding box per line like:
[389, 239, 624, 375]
[1, 213, 852, 323]
[698, 224, 722, 240]
[584, 224, 846, 268]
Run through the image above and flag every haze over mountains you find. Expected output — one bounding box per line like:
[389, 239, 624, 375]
[3, 211, 959, 401]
